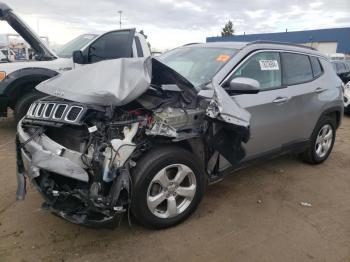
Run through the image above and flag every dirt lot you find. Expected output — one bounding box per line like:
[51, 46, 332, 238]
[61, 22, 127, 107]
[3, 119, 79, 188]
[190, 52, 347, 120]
[0, 115, 349, 262]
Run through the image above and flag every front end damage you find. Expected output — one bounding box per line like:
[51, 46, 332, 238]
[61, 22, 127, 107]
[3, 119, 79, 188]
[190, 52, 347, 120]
[16, 57, 251, 227]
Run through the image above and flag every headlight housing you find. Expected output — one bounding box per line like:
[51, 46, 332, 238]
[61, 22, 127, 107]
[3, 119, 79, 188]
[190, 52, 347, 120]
[0, 71, 6, 82]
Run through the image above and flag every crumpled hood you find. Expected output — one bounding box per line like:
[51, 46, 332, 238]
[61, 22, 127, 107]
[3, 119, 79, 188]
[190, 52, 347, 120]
[36, 57, 196, 106]
[36, 58, 153, 106]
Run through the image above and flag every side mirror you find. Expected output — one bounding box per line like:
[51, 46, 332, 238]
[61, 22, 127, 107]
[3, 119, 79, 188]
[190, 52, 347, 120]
[72, 50, 85, 64]
[226, 77, 260, 95]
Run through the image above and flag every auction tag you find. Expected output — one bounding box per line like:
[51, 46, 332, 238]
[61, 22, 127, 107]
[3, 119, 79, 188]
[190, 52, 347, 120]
[259, 60, 279, 70]
[216, 54, 231, 62]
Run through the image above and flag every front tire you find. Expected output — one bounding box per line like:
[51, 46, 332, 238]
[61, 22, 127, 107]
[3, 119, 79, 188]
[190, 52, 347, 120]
[131, 146, 205, 229]
[300, 116, 336, 164]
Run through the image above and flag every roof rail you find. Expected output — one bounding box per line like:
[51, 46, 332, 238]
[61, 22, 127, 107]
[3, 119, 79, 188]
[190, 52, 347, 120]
[182, 42, 203, 46]
[246, 40, 317, 51]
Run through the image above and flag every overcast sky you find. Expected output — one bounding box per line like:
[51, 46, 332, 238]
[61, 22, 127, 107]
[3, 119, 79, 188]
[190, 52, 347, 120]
[1, 0, 350, 50]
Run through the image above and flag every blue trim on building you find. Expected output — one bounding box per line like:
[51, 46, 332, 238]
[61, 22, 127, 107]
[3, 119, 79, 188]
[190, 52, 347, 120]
[206, 28, 350, 54]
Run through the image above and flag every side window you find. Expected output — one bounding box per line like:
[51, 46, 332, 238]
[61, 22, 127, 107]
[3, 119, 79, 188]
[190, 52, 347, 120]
[88, 31, 133, 63]
[310, 56, 322, 78]
[281, 53, 313, 85]
[231, 52, 281, 90]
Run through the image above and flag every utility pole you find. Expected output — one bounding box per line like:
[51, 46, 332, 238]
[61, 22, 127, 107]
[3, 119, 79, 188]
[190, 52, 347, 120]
[118, 10, 122, 29]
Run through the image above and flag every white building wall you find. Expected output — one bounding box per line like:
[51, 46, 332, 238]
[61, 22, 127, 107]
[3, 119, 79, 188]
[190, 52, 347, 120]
[303, 42, 338, 55]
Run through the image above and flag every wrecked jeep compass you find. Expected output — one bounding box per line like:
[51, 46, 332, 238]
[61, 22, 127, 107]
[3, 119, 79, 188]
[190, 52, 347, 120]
[16, 42, 344, 228]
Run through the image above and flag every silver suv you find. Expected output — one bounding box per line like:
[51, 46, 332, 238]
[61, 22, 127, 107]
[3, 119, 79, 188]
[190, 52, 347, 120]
[16, 41, 344, 229]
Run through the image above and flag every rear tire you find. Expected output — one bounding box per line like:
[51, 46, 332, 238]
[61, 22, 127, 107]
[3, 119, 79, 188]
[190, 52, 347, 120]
[14, 92, 45, 123]
[131, 146, 205, 229]
[299, 116, 336, 164]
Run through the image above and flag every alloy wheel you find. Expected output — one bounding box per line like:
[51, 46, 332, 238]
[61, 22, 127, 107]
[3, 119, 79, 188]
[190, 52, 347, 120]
[315, 124, 333, 158]
[146, 164, 197, 219]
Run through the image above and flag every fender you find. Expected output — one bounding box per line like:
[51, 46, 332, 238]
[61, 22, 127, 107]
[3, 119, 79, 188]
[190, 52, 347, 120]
[0, 67, 59, 101]
[319, 106, 344, 129]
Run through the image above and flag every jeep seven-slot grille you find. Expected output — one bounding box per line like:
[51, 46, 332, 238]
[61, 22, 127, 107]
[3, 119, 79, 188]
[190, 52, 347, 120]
[37, 104, 45, 117]
[26, 102, 84, 123]
[66, 106, 83, 121]
[54, 105, 67, 119]
[44, 104, 54, 118]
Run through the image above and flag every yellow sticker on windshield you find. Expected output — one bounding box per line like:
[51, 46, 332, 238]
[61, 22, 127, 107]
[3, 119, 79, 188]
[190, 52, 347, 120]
[216, 54, 231, 62]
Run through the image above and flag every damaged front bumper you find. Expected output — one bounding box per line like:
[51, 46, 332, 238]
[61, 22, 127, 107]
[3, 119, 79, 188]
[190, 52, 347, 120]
[16, 119, 89, 199]
[16, 120, 129, 227]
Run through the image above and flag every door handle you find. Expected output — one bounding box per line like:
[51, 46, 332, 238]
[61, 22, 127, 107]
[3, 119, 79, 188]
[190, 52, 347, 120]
[273, 96, 290, 103]
[314, 87, 326, 93]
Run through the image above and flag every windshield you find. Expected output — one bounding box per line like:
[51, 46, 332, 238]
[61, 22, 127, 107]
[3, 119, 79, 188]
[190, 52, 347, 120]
[158, 46, 237, 88]
[56, 34, 98, 58]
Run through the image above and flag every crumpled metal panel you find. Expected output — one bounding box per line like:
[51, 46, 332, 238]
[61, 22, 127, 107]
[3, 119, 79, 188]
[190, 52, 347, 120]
[36, 57, 152, 106]
[17, 120, 89, 182]
[203, 82, 251, 128]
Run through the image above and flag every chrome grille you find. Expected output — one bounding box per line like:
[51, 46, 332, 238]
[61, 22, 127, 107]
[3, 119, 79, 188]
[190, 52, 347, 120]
[36, 103, 46, 117]
[53, 104, 67, 119]
[26, 101, 85, 124]
[44, 103, 55, 118]
[28, 103, 38, 116]
[65, 106, 83, 122]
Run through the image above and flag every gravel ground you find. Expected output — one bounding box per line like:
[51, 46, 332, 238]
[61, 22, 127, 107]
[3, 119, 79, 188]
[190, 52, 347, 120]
[0, 114, 349, 262]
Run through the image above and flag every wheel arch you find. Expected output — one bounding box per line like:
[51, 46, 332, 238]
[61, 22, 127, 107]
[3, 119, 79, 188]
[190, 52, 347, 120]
[143, 138, 208, 178]
[2, 68, 58, 108]
[169, 138, 207, 172]
[319, 106, 343, 129]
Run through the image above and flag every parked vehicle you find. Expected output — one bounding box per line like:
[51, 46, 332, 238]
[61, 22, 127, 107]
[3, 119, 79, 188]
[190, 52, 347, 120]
[0, 48, 16, 61]
[0, 49, 8, 62]
[331, 60, 350, 113]
[343, 81, 350, 114]
[0, 2, 150, 121]
[16, 41, 343, 229]
[331, 60, 350, 83]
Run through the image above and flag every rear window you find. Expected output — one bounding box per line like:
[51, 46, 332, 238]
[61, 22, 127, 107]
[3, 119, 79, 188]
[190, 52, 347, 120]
[281, 53, 313, 85]
[310, 56, 322, 78]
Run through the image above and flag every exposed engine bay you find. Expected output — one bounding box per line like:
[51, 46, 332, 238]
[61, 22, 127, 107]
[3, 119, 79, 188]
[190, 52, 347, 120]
[16, 57, 251, 227]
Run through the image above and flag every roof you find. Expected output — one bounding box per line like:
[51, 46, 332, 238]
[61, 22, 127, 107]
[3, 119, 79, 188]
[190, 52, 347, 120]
[207, 28, 350, 54]
[183, 42, 248, 49]
[180, 41, 324, 58]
